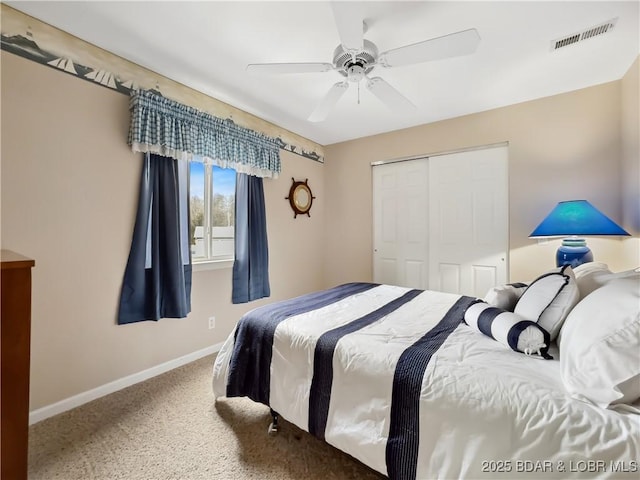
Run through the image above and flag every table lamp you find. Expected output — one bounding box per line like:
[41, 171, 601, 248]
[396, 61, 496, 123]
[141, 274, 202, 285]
[529, 200, 630, 267]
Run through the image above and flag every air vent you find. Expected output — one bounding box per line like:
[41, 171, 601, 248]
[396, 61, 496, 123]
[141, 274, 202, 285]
[551, 17, 617, 51]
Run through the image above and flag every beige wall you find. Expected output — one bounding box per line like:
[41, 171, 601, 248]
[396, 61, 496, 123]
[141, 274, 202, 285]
[3, 47, 638, 412]
[324, 78, 637, 286]
[621, 56, 640, 265]
[1, 52, 325, 410]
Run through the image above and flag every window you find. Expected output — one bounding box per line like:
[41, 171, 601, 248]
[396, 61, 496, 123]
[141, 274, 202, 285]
[189, 162, 236, 263]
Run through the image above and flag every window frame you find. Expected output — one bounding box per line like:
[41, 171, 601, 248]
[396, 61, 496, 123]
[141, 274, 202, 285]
[189, 162, 236, 267]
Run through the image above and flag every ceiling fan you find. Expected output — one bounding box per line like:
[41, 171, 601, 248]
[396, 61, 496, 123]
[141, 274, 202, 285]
[246, 2, 481, 122]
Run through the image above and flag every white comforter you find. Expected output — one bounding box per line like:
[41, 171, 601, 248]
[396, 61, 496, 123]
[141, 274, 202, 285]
[213, 284, 639, 479]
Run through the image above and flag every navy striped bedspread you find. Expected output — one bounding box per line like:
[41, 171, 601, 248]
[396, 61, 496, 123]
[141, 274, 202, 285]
[221, 283, 476, 480]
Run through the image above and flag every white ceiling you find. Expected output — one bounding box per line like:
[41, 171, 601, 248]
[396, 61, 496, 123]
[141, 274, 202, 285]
[7, 1, 639, 146]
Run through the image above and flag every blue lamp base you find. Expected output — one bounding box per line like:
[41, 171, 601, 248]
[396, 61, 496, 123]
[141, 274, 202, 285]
[556, 238, 593, 267]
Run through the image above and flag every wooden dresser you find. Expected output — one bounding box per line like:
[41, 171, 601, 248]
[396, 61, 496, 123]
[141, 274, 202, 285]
[1, 250, 35, 480]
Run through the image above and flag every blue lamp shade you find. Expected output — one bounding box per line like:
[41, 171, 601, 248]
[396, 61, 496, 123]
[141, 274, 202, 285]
[529, 200, 630, 267]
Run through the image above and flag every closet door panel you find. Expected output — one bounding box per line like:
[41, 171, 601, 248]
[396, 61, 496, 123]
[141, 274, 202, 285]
[428, 146, 508, 297]
[373, 159, 429, 289]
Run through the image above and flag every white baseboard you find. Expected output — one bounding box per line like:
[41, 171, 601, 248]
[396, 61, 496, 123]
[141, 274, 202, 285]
[29, 342, 224, 425]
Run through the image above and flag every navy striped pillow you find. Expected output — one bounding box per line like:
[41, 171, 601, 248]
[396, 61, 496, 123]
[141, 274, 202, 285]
[514, 265, 579, 340]
[464, 301, 552, 359]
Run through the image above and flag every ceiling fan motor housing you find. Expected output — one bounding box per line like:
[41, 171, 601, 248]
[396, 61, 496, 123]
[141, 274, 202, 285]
[333, 39, 378, 79]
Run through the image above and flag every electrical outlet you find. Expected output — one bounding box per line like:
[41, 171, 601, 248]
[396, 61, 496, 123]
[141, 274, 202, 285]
[208, 316, 216, 329]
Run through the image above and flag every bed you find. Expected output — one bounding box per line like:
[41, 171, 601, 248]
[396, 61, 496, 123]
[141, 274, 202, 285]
[212, 266, 640, 479]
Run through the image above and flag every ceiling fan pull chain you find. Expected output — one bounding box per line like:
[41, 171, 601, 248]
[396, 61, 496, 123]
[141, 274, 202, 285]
[358, 82, 361, 105]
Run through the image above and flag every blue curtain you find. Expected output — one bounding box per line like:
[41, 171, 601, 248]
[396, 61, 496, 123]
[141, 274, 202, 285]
[118, 153, 192, 324]
[232, 173, 270, 304]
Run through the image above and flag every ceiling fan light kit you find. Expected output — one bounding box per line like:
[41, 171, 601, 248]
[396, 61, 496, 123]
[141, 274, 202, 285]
[332, 39, 378, 77]
[247, 2, 481, 122]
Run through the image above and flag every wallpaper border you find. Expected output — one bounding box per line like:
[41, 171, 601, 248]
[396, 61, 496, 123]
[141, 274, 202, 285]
[0, 9, 324, 163]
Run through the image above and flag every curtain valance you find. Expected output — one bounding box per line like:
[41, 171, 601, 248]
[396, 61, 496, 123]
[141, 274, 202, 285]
[128, 89, 281, 178]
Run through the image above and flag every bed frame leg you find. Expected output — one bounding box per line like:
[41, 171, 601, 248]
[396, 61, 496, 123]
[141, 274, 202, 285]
[268, 408, 280, 434]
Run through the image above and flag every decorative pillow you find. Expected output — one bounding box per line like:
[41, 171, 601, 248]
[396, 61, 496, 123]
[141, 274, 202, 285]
[573, 262, 612, 299]
[559, 274, 640, 408]
[483, 282, 528, 311]
[464, 301, 552, 359]
[514, 265, 579, 341]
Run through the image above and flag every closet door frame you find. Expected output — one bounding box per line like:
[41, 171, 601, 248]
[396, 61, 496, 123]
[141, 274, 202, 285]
[371, 142, 509, 294]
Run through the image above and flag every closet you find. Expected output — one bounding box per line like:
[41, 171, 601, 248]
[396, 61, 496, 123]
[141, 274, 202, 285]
[372, 144, 508, 297]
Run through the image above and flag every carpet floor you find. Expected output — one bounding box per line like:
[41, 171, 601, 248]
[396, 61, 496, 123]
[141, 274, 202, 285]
[28, 354, 386, 479]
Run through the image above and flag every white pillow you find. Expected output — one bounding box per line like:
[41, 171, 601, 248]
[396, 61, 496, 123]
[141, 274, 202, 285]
[559, 274, 640, 408]
[573, 262, 612, 299]
[514, 265, 579, 340]
[464, 301, 552, 358]
[573, 261, 610, 277]
[483, 282, 528, 311]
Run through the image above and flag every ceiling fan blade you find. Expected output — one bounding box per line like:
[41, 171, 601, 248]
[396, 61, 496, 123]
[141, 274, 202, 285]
[379, 28, 481, 67]
[330, 1, 363, 52]
[308, 82, 349, 122]
[366, 77, 416, 112]
[247, 63, 334, 74]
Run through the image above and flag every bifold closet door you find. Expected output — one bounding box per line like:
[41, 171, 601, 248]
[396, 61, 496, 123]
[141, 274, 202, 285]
[428, 146, 508, 297]
[372, 159, 429, 289]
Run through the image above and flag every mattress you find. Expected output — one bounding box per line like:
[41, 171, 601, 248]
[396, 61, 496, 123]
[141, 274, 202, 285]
[213, 283, 640, 479]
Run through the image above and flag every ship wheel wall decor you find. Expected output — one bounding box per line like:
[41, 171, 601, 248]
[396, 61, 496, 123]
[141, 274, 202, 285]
[285, 178, 315, 218]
